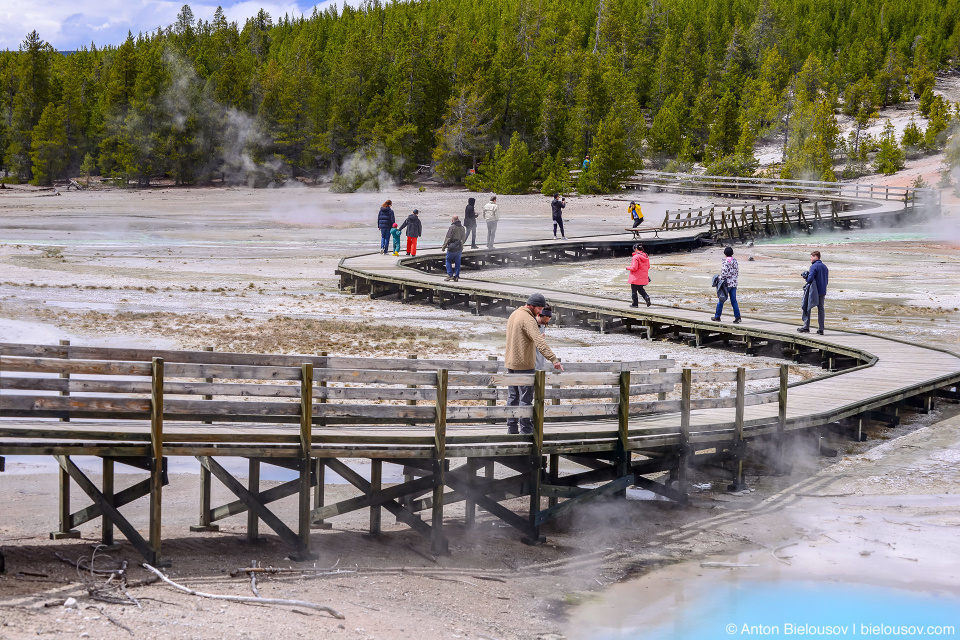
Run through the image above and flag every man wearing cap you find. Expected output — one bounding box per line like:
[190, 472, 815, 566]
[397, 209, 423, 256]
[505, 293, 564, 435]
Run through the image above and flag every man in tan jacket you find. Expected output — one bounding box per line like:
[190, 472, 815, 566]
[505, 293, 564, 434]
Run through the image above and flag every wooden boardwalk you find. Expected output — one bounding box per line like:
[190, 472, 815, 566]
[1, 176, 957, 564]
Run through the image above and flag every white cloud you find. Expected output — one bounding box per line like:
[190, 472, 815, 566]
[0, 0, 337, 51]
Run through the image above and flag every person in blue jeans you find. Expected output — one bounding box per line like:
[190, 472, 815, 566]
[712, 246, 741, 323]
[441, 215, 466, 281]
[377, 200, 395, 254]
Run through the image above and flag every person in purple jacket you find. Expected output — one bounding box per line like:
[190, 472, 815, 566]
[798, 250, 829, 334]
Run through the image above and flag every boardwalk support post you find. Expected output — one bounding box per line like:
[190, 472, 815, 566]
[149, 357, 165, 566]
[524, 370, 547, 545]
[727, 367, 748, 492]
[677, 369, 691, 499]
[775, 364, 790, 475]
[431, 369, 449, 555]
[616, 370, 630, 498]
[295, 363, 317, 560]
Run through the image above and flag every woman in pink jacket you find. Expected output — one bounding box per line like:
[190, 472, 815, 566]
[625, 243, 652, 307]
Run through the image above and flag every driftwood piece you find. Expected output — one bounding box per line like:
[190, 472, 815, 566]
[142, 563, 345, 619]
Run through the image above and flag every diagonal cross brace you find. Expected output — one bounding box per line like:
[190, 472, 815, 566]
[444, 473, 538, 539]
[324, 458, 435, 540]
[55, 456, 157, 563]
[198, 456, 302, 551]
[311, 475, 437, 522]
[534, 475, 634, 526]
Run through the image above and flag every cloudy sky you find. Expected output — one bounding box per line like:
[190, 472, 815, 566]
[1, 0, 338, 51]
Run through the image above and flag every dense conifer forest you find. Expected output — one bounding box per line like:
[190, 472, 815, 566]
[1, 0, 959, 191]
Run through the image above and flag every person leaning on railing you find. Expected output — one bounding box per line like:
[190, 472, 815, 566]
[504, 293, 564, 435]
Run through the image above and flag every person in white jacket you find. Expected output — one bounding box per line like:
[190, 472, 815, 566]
[482, 195, 499, 249]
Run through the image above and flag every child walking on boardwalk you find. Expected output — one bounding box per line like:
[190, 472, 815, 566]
[390, 223, 402, 256]
[626, 243, 651, 307]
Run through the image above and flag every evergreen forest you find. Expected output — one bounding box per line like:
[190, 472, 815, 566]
[2, 0, 960, 192]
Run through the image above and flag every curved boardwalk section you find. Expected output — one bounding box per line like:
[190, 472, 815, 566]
[1, 176, 958, 564]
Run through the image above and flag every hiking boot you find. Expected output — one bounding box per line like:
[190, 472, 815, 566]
[629, 303, 639, 308]
[797, 327, 810, 333]
[733, 317, 742, 324]
[644, 297, 651, 307]
[711, 317, 720, 321]
[507, 425, 519, 435]
[816, 329, 824, 335]
[444, 276, 453, 281]
[518, 427, 534, 435]
[453, 276, 459, 282]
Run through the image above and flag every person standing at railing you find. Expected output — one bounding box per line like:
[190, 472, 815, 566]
[798, 250, 828, 335]
[711, 246, 741, 323]
[626, 243, 651, 307]
[463, 197, 478, 249]
[505, 293, 564, 435]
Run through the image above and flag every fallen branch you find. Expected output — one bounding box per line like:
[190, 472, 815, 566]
[699, 562, 760, 568]
[86, 605, 133, 636]
[142, 564, 344, 619]
[772, 541, 799, 565]
[249, 562, 260, 598]
[406, 544, 438, 564]
[425, 575, 478, 587]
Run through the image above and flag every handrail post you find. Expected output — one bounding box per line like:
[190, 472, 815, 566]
[657, 354, 669, 400]
[678, 369, 691, 499]
[297, 362, 316, 559]
[149, 357, 164, 565]
[616, 370, 631, 498]
[191, 346, 220, 533]
[431, 369, 449, 555]
[727, 367, 747, 492]
[50, 337, 80, 540]
[313, 351, 332, 529]
[777, 364, 789, 474]
[526, 369, 546, 544]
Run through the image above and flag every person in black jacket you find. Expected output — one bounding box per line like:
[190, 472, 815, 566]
[377, 200, 395, 254]
[397, 209, 423, 256]
[463, 197, 478, 249]
[551, 193, 566, 239]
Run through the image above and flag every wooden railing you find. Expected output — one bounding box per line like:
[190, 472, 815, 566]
[0, 344, 787, 447]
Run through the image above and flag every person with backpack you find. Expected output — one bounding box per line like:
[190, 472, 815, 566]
[551, 194, 566, 239]
[441, 215, 467, 281]
[464, 197, 478, 249]
[482, 195, 499, 249]
[377, 200, 395, 254]
[397, 209, 422, 256]
[625, 243, 651, 307]
[628, 201, 644, 228]
[711, 246, 741, 323]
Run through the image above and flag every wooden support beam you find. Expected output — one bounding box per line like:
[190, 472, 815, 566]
[534, 475, 633, 526]
[465, 457, 478, 524]
[615, 370, 630, 498]
[727, 368, 748, 492]
[312, 459, 331, 529]
[678, 369, 691, 498]
[297, 363, 316, 559]
[246, 459, 263, 542]
[312, 475, 437, 521]
[200, 456, 302, 552]
[101, 458, 117, 548]
[324, 458, 435, 540]
[50, 464, 81, 539]
[56, 455, 159, 564]
[525, 369, 546, 545]
[776, 364, 789, 474]
[190, 463, 219, 532]
[210, 477, 301, 522]
[70, 476, 154, 528]
[431, 368, 449, 555]
[149, 357, 164, 563]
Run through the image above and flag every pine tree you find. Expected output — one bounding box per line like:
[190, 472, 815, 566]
[578, 116, 634, 193]
[29, 103, 68, 185]
[874, 121, 905, 174]
[493, 132, 535, 194]
[80, 153, 97, 187]
[901, 118, 923, 156]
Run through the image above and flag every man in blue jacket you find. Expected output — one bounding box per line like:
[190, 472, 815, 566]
[798, 250, 828, 334]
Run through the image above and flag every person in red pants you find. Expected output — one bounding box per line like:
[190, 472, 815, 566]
[398, 209, 423, 256]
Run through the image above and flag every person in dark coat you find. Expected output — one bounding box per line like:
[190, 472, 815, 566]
[377, 200, 395, 254]
[798, 250, 829, 334]
[397, 209, 422, 256]
[551, 194, 566, 239]
[463, 197, 478, 249]
[441, 216, 467, 281]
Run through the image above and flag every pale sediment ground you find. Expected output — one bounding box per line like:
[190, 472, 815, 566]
[1, 182, 959, 639]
